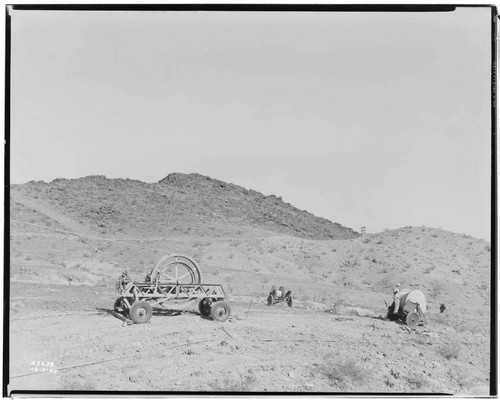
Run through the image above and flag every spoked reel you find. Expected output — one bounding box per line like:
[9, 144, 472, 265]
[149, 254, 203, 284]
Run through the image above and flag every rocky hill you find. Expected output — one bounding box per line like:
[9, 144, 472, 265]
[11, 173, 359, 241]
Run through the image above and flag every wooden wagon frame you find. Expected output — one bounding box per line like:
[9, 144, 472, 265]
[114, 254, 231, 324]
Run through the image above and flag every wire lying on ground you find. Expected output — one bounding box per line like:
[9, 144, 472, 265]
[10, 338, 217, 380]
[10, 311, 101, 321]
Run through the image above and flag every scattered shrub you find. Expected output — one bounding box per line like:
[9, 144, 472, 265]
[318, 354, 372, 388]
[440, 342, 461, 360]
[449, 366, 474, 389]
[325, 298, 345, 314]
[412, 335, 429, 346]
[208, 374, 256, 391]
[430, 312, 453, 327]
[384, 378, 394, 388]
[407, 374, 429, 390]
[62, 378, 95, 391]
[430, 281, 443, 298]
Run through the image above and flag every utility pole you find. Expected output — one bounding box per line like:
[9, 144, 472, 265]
[361, 226, 366, 235]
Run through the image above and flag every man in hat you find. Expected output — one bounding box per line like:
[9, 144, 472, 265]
[392, 284, 402, 315]
[117, 271, 131, 292]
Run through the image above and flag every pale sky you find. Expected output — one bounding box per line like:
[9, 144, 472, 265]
[10, 7, 492, 240]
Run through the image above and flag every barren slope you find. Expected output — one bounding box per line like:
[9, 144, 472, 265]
[11, 173, 359, 240]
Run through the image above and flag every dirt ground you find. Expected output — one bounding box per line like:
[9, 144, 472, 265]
[8, 282, 491, 395]
[8, 182, 493, 395]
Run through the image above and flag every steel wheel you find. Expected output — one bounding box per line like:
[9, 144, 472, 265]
[114, 298, 124, 312]
[267, 295, 274, 306]
[150, 254, 202, 284]
[198, 297, 212, 317]
[406, 312, 420, 327]
[129, 301, 153, 324]
[210, 301, 231, 322]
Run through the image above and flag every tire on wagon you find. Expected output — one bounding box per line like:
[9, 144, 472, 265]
[129, 301, 153, 324]
[198, 297, 212, 317]
[210, 301, 231, 322]
[406, 311, 420, 327]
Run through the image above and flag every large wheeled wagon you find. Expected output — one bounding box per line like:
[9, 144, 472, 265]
[386, 289, 427, 327]
[114, 254, 231, 324]
[267, 286, 293, 307]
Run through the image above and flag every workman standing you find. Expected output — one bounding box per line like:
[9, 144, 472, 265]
[117, 271, 130, 291]
[392, 284, 401, 314]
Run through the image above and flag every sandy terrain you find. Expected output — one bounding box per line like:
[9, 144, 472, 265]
[8, 280, 491, 394]
[7, 174, 492, 395]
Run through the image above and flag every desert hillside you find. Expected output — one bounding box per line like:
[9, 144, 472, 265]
[8, 173, 492, 395]
[11, 173, 359, 240]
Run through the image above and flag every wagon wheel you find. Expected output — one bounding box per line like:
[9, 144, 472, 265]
[386, 302, 398, 320]
[267, 295, 274, 306]
[406, 312, 420, 327]
[129, 301, 153, 324]
[287, 297, 293, 308]
[150, 254, 202, 284]
[211, 301, 231, 322]
[198, 297, 212, 317]
[113, 298, 124, 312]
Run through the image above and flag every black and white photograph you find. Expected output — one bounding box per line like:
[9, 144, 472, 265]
[6, 4, 496, 396]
